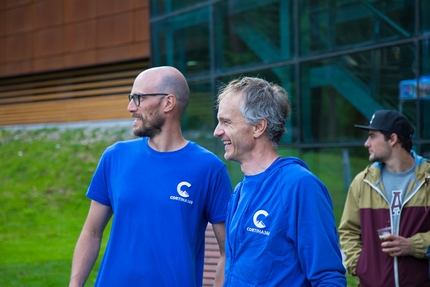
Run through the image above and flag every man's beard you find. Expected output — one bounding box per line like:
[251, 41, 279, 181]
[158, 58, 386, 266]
[133, 112, 165, 138]
[369, 152, 388, 163]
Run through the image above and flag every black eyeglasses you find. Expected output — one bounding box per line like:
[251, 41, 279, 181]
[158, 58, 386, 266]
[128, 93, 169, 107]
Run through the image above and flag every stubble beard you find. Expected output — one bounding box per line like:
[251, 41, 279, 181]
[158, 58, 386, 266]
[133, 112, 165, 138]
[369, 152, 387, 163]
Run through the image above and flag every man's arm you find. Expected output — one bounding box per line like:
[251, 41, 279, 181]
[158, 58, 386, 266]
[69, 200, 113, 287]
[293, 177, 346, 286]
[382, 232, 430, 259]
[338, 181, 362, 276]
[212, 222, 226, 287]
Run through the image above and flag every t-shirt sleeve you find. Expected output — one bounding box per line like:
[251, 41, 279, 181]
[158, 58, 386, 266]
[205, 164, 232, 224]
[86, 151, 112, 207]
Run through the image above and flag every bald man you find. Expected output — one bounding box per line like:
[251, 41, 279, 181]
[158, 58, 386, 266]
[69, 66, 232, 287]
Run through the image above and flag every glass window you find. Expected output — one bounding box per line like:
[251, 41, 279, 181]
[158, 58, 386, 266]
[150, 0, 209, 17]
[300, 43, 417, 143]
[419, 99, 430, 139]
[151, 7, 211, 77]
[182, 80, 216, 149]
[215, 66, 296, 144]
[420, 39, 430, 139]
[422, 0, 430, 33]
[299, 0, 415, 56]
[214, 0, 294, 71]
[149, 0, 426, 152]
[422, 39, 430, 76]
[420, 144, 430, 160]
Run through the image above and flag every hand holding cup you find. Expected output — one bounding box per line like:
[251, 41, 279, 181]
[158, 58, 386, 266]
[377, 226, 392, 242]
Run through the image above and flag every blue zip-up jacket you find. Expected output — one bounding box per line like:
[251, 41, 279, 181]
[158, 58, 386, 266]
[224, 157, 346, 286]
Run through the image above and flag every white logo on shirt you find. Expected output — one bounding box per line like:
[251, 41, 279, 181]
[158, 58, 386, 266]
[170, 181, 193, 205]
[177, 181, 191, 197]
[246, 210, 270, 236]
[253, 210, 268, 228]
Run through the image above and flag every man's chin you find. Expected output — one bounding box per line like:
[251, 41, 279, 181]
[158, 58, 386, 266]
[132, 127, 161, 138]
[224, 153, 232, 161]
[132, 127, 144, 137]
[369, 155, 379, 163]
[224, 153, 239, 163]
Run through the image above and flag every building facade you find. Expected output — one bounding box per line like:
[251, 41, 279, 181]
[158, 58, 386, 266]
[1, 0, 429, 155]
[150, 0, 430, 158]
[0, 0, 151, 126]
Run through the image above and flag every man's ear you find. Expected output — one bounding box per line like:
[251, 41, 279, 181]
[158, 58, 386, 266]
[389, 133, 399, 147]
[163, 94, 175, 112]
[253, 118, 267, 138]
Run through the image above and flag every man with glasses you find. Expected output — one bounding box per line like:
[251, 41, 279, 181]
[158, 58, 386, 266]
[69, 66, 232, 287]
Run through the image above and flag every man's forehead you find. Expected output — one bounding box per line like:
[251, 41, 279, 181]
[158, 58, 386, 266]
[219, 95, 240, 111]
[368, 130, 382, 135]
[218, 103, 244, 123]
[133, 77, 159, 93]
[221, 92, 243, 105]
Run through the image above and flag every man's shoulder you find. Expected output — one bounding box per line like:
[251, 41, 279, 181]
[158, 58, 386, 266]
[103, 138, 138, 152]
[413, 153, 430, 180]
[362, 161, 382, 176]
[349, 163, 381, 190]
[185, 141, 226, 165]
[414, 151, 430, 168]
[186, 141, 218, 156]
[277, 158, 324, 180]
[103, 138, 141, 152]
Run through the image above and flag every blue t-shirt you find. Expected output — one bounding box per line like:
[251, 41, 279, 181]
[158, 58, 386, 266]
[87, 138, 232, 287]
[224, 157, 346, 286]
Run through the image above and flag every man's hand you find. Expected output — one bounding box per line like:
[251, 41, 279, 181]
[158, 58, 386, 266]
[381, 234, 411, 257]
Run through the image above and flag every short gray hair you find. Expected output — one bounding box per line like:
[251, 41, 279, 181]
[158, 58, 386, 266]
[217, 77, 291, 146]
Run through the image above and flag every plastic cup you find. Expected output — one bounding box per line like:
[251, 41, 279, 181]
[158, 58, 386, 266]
[377, 226, 392, 241]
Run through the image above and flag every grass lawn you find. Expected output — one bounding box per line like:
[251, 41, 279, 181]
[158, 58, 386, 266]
[0, 126, 129, 286]
[0, 125, 365, 286]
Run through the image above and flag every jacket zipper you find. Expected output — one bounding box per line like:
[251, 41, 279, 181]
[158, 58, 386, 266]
[363, 175, 430, 287]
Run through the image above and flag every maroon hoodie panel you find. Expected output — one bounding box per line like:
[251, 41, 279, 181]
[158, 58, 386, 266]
[357, 206, 430, 287]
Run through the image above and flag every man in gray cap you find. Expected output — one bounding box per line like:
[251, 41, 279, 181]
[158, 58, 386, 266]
[339, 110, 430, 287]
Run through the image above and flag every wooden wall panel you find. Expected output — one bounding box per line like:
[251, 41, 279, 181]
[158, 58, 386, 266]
[0, 60, 148, 127]
[0, 0, 150, 78]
